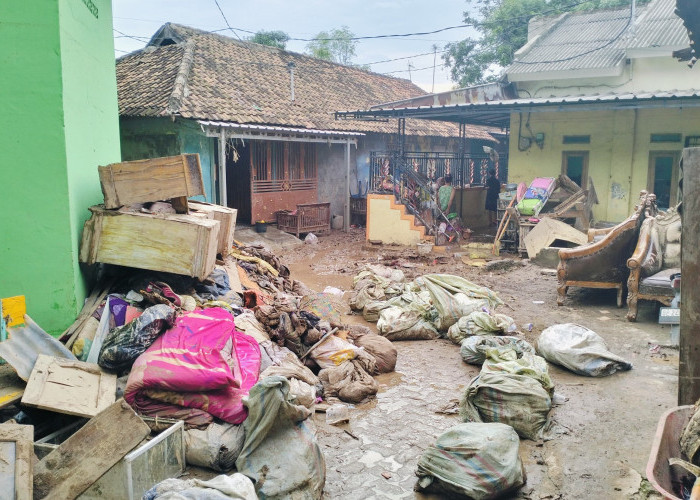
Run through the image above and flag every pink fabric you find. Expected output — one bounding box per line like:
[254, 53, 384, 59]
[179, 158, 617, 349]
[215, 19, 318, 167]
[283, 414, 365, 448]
[530, 177, 556, 191]
[125, 307, 261, 426]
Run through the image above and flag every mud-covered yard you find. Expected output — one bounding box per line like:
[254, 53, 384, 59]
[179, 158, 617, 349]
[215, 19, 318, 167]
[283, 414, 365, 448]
[279, 228, 677, 499]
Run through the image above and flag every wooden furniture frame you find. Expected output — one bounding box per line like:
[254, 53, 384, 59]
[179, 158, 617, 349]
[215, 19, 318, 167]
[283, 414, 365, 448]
[557, 191, 652, 307]
[0, 424, 33, 500]
[276, 202, 331, 237]
[626, 206, 680, 321]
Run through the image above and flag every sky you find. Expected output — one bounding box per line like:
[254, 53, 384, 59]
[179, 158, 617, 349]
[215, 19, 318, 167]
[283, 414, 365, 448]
[112, 0, 481, 93]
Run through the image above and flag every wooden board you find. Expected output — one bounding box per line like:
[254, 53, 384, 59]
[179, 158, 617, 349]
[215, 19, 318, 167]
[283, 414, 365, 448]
[21, 355, 116, 418]
[33, 399, 151, 500]
[190, 201, 238, 256]
[79, 205, 220, 280]
[99, 154, 205, 209]
[524, 217, 588, 259]
[0, 423, 33, 500]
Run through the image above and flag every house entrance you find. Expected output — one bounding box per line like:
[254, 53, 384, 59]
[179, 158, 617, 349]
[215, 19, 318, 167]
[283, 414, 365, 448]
[648, 151, 680, 209]
[226, 139, 252, 224]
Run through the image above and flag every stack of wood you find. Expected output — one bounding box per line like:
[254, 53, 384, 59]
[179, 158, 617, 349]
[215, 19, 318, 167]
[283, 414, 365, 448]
[79, 154, 237, 280]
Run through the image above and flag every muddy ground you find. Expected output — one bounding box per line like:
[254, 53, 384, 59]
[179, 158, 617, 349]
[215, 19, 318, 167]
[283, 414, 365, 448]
[279, 228, 678, 500]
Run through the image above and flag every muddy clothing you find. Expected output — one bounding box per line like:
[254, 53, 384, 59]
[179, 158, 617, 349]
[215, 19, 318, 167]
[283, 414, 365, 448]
[485, 175, 500, 212]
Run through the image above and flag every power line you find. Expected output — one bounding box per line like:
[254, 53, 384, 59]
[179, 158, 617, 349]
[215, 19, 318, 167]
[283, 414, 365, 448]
[360, 49, 448, 66]
[212, 0, 265, 67]
[113, 28, 150, 42]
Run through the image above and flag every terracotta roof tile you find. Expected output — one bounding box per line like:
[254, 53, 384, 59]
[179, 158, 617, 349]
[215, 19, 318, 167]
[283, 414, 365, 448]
[117, 23, 494, 141]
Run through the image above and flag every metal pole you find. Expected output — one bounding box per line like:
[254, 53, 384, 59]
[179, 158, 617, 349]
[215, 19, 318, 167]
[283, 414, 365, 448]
[345, 139, 351, 231]
[219, 129, 227, 206]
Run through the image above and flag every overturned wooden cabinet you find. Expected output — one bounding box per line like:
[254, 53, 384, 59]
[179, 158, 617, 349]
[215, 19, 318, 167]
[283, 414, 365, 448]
[189, 201, 237, 256]
[80, 205, 219, 280]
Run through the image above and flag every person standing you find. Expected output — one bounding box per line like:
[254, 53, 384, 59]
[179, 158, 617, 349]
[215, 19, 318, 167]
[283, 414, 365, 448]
[485, 169, 501, 226]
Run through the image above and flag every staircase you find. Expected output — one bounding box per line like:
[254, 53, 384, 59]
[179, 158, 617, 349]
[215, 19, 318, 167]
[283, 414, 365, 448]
[366, 194, 434, 245]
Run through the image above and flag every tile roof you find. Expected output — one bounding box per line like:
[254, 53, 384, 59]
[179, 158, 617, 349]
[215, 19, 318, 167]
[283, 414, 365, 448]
[507, 0, 689, 77]
[116, 23, 495, 141]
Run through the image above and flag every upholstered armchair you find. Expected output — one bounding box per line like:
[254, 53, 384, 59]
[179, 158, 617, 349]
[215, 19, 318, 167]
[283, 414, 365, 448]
[557, 191, 652, 307]
[626, 207, 681, 321]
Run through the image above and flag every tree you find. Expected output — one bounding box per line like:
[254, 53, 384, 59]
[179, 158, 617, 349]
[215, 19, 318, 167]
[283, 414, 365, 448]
[249, 30, 289, 49]
[444, 0, 648, 87]
[306, 26, 358, 65]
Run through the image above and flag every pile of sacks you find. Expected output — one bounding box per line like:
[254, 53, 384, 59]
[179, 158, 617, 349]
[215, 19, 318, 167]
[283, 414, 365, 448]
[57, 243, 405, 499]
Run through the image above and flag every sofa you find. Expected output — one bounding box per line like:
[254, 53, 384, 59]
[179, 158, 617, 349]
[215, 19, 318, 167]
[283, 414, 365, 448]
[626, 206, 681, 321]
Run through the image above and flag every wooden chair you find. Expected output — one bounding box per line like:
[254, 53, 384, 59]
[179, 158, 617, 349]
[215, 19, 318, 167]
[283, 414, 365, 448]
[276, 203, 331, 238]
[556, 191, 652, 307]
[626, 206, 681, 321]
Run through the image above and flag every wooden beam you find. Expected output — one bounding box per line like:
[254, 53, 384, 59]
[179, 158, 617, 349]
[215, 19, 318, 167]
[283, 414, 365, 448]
[679, 147, 700, 404]
[0, 423, 33, 500]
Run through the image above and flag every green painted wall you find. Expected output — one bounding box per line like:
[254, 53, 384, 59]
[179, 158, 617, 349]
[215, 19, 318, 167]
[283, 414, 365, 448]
[0, 0, 120, 334]
[120, 117, 216, 202]
[507, 107, 700, 223]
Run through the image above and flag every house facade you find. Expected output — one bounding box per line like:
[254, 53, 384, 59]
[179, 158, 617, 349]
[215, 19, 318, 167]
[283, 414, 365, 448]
[505, 0, 699, 222]
[117, 24, 495, 225]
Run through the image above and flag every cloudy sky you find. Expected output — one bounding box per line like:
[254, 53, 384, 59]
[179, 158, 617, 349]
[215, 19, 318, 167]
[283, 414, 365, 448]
[112, 0, 481, 93]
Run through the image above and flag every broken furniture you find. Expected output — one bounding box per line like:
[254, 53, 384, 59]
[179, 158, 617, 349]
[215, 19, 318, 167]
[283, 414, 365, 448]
[0, 423, 33, 500]
[80, 205, 220, 280]
[276, 202, 331, 237]
[21, 355, 117, 418]
[516, 177, 556, 217]
[189, 201, 238, 256]
[99, 154, 205, 211]
[543, 175, 598, 232]
[523, 218, 588, 260]
[556, 191, 652, 307]
[33, 399, 151, 499]
[626, 207, 681, 321]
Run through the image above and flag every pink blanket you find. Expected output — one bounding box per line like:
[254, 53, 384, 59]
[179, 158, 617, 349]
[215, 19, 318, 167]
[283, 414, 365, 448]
[125, 307, 261, 427]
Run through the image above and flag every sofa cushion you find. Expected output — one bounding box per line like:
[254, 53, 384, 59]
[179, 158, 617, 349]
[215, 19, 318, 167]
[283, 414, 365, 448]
[639, 267, 679, 297]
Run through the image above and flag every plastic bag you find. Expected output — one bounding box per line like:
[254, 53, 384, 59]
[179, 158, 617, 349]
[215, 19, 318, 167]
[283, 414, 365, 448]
[416, 274, 503, 331]
[415, 423, 525, 499]
[310, 334, 361, 369]
[447, 311, 516, 344]
[460, 335, 535, 365]
[185, 422, 245, 472]
[538, 323, 632, 377]
[236, 376, 325, 500]
[98, 304, 176, 372]
[461, 371, 552, 441]
[304, 233, 318, 244]
[144, 473, 256, 500]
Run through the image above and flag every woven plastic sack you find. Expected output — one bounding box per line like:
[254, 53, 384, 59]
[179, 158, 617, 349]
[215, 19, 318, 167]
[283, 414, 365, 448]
[447, 311, 516, 344]
[98, 304, 176, 372]
[299, 293, 346, 328]
[481, 348, 554, 395]
[144, 473, 256, 500]
[362, 300, 390, 322]
[461, 371, 552, 441]
[538, 323, 632, 377]
[377, 306, 439, 341]
[236, 376, 325, 499]
[460, 335, 535, 365]
[185, 422, 245, 472]
[350, 333, 397, 374]
[415, 423, 525, 499]
[416, 274, 503, 331]
[318, 359, 379, 404]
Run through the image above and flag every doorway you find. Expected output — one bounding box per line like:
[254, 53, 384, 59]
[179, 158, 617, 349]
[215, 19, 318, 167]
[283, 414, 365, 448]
[562, 151, 589, 188]
[225, 139, 252, 223]
[648, 151, 680, 210]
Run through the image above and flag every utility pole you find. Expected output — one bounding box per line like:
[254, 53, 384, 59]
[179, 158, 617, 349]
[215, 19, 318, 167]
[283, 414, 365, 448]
[431, 44, 439, 93]
[408, 62, 413, 82]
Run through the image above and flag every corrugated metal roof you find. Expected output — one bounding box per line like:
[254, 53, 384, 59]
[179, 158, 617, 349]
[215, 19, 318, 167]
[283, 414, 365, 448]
[508, 0, 689, 76]
[198, 121, 363, 138]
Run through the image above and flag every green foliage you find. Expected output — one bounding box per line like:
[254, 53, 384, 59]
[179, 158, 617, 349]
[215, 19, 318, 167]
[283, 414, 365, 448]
[306, 26, 358, 65]
[444, 0, 649, 86]
[249, 30, 289, 49]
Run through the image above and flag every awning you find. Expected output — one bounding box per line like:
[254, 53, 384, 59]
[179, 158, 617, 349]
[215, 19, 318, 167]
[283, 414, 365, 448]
[335, 90, 700, 128]
[198, 121, 362, 144]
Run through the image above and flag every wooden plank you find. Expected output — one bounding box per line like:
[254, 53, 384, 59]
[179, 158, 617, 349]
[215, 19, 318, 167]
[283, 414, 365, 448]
[680, 147, 700, 405]
[33, 399, 151, 500]
[524, 218, 588, 259]
[21, 355, 116, 418]
[0, 423, 33, 500]
[80, 206, 220, 280]
[190, 201, 238, 256]
[98, 154, 205, 209]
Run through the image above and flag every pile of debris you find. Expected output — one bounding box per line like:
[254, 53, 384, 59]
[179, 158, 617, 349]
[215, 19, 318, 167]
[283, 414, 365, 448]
[0, 154, 394, 499]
